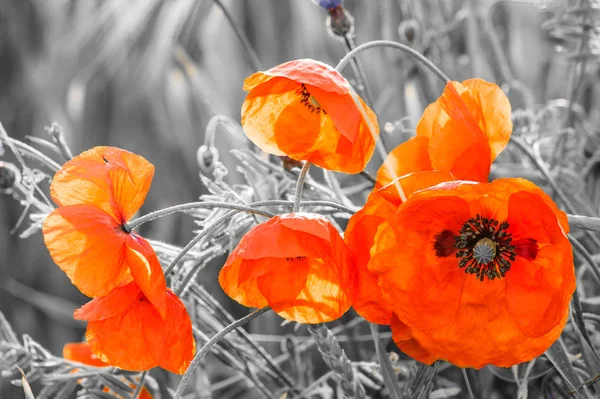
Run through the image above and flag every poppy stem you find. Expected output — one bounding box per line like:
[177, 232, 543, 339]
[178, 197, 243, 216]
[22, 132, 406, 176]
[127, 199, 355, 232]
[131, 371, 147, 399]
[174, 307, 271, 399]
[293, 162, 312, 213]
[335, 40, 451, 84]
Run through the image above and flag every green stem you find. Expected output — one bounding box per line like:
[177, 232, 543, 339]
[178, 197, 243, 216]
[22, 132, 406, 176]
[335, 40, 451, 84]
[174, 307, 271, 399]
[293, 162, 311, 213]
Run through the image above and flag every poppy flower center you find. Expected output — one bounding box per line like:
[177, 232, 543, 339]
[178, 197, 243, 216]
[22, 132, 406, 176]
[434, 215, 519, 281]
[297, 84, 326, 115]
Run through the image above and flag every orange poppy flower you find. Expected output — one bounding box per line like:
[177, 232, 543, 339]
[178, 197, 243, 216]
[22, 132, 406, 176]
[63, 342, 154, 399]
[219, 213, 352, 324]
[42, 147, 167, 316]
[368, 178, 575, 368]
[376, 79, 512, 187]
[345, 171, 454, 325]
[74, 282, 196, 375]
[241, 59, 379, 174]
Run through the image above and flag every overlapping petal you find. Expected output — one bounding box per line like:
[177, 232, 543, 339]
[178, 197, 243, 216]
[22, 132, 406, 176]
[369, 178, 574, 368]
[241, 59, 379, 173]
[219, 213, 352, 324]
[345, 171, 455, 324]
[75, 283, 195, 374]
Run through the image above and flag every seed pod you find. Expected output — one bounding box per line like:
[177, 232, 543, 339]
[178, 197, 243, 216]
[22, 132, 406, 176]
[0, 161, 20, 194]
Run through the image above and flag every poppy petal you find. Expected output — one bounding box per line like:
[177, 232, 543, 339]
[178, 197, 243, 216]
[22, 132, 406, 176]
[369, 196, 471, 329]
[85, 297, 158, 371]
[243, 59, 350, 95]
[63, 342, 108, 367]
[42, 205, 131, 298]
[219, 256, 270, 309]
[143, 290, 196, 374]
[506, 191, 575, 337]
[462, 78, 512, 160]
[74, 282, 141, 321]
[124, 235, 168, 319]
[49, 147, 154, 221]
[390, 314, 437, 365]
[376, 136, 432, 189]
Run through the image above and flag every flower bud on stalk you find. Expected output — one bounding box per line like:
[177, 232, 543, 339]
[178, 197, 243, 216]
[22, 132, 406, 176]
[0, 161, 20, 194]
[312, 0, 354, 38]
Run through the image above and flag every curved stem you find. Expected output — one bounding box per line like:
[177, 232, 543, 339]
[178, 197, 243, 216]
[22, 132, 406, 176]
[128, 199, 355, 232]
[126, 202, 274, 231]
[213, 0, 263, 71]
[335, 40, 450, 83]
[164, 210, 237, 275]
[293, 162, 311, 213]
[174, 307, 271, 399]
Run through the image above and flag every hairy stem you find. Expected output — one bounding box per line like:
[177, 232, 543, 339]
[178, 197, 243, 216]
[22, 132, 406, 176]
[174, 307, 271, 399]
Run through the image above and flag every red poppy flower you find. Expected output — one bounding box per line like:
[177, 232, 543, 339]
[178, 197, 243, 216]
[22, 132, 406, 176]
[376, 79, 512, 187]
[219, 213, 352, 324]
[63, 342, 154, 399]
[345, 171, 455, 324]
[368, 178, 575, 368]
[241, 59, 379, 174]
[74, 282, 196, 374]
[42, 147, 167, 316]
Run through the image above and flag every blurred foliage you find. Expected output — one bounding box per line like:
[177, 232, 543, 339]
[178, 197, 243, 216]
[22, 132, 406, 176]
[2, 0, 600, 398]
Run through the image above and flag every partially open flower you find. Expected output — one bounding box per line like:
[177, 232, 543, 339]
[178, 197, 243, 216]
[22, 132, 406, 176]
[369, 178, 575, 368]
[345, 171, 455, 325]
[241, 59, 379, 174]
[376, 79, 512, 187]
[219, 213, 352, 324]
[42, 147, 167, 315]
[74, 282, 196, 375]
[63, 342, 154, 398]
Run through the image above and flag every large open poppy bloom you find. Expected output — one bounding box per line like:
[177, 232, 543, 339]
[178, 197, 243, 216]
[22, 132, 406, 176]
[376, 79, 512, 187]
[63, 342, 154, 398]
[219, 213, 352, 324]
[345, 171, 454, 325]
[42, 147, 167, 316]
[368, 178, 575, 368]
[241, 59, 379, 174]
[74, 282, 196, 374]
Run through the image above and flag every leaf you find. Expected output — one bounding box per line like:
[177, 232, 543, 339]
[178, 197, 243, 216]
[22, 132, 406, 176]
[369, 323, 402, 399]
[544, 339, 589, 399]
[17, 366, 36, 399]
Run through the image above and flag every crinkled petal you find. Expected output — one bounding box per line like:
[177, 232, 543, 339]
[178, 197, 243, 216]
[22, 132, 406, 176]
[42, 205, 131, 298]
[376, 136, 432, 188]
[506, 191, 575, 337]
[143, 290, 196, 374]
[124, 235, 168, 319]
[50, 147, 154, 221]
[463, 78, 512, 160]
[390, 314, 437, 365]
[85, 289, 195, 374]
[74, 282, 141, 321]
[218, 257, 269, 309]
[243, 59, 350, 95]
[63, 342, 108, 367]
[369, 196, 470, 329]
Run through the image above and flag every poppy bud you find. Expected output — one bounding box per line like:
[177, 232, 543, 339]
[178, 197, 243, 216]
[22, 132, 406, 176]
[197, 144, 219, 175]
[326, 6, 354, 38]
[0, 161, 20, 194]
